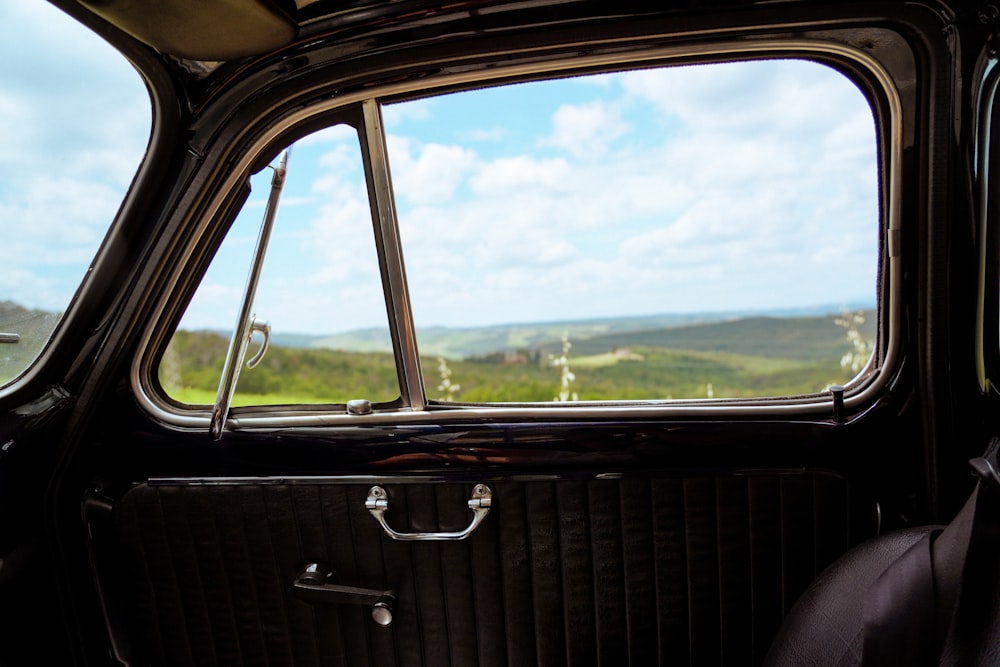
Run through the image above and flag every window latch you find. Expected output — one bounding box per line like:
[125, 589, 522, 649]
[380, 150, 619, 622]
[210, 149, 289, 440]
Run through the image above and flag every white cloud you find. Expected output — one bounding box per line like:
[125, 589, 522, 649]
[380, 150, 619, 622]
[472, 226, 578, 269]
[382, 99, 434, 126]
[296, 124, 357, 146]
[178, 283, 242, 331]
[0, 2, 150, 312]
[0, 10, 148, 178]
[469, 156, 575, 195]
[386, 136, 478, 205]
[823, 108, 879, 166]
[316, 141, 362, 175]
[541, 100, 628, 158]
[621, 60, 846, 134]
[393, 60, 879, 328]
[309, 175, 378, 273]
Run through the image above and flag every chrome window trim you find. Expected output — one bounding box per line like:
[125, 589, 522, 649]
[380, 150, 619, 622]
[361, 99, 427, 411]
[146, 469, 824, 486]
[131, 38, 903, 432]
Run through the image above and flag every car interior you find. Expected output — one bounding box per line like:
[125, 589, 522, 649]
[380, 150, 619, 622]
[1, 0, 999, 664]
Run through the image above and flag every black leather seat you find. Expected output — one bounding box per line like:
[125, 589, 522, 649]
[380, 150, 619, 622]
[764, 526, 940, 666]
[767, 446, 1000, 667]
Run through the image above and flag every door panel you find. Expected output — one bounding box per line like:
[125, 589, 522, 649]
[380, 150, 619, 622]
[111, 471, 859, 666]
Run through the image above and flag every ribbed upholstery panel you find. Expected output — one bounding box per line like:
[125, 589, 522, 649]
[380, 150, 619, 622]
[113, 473, 853, 666]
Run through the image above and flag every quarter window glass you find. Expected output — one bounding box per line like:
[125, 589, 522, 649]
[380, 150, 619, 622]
[387, 60, 878, 401]
[160, 125, 400, 407]
[0, 4, 149, 385]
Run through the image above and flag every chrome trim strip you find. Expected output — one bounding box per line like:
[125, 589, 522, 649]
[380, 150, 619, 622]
[361, 100, 426, 411]
[131, 38, 904, 430]
[148, 475, 494, 485]
[148, 468, 821, 485]
[140, 394, 866, 430]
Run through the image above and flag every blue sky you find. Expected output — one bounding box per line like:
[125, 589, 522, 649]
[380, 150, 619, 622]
[0, 3, 150, 312]
[4, 2, 878, 337]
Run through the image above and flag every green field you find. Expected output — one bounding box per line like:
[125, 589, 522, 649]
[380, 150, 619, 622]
[161, 311, 874, 406]
[0, 298, 872, 405]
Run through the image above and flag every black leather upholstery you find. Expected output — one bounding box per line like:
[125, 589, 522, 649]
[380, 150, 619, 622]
[764, 526, 939, 666]
[112, 473, 858, 666]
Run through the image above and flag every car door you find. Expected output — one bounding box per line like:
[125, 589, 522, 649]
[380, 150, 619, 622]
[1, 1, 981, 665]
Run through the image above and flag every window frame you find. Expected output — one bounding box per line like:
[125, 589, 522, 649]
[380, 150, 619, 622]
[132, 39, 903, 432]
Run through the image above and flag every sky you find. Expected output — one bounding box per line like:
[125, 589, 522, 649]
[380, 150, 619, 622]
[3, 2, 879, 338]
[0, 3, 151, 312]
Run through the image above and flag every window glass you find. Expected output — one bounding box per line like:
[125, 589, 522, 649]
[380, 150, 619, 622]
[387, 60, 879, 402]
[0, 4, 150, 385]
[160, 125, 400, 407]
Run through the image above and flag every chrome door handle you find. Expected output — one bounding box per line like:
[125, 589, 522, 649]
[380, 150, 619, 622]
[365, 484, 492, 541]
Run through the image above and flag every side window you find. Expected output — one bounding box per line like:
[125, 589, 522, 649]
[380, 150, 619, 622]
[0, 4, 149, 386]
[155, 57, 883, 417]
[160, 124, 400, 407]
[386, 60, 879, 402]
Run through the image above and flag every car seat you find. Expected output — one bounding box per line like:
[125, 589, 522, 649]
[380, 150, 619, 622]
[765, 440, 1000, 666]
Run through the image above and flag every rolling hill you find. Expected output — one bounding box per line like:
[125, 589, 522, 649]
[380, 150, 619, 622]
[162, 308, 875, 405]
[0, 299, 874, 403]
[306, 305, 876, 359]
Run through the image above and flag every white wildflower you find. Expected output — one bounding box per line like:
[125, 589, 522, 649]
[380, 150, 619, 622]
[436, 357, 460, 401]
[550, 332, 579, 402]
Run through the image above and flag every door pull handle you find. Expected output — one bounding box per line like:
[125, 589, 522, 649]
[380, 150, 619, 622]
[293, 562, 396, 626]
[365, 484, 492, 541]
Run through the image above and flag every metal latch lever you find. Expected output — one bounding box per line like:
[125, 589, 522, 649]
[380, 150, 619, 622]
[293, 562, 396, 626]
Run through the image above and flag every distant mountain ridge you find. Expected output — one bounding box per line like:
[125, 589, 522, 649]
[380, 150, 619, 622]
[295, 304, 876, 359]
[0, 300, 876, 405]
[0, 301, 876, 376]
